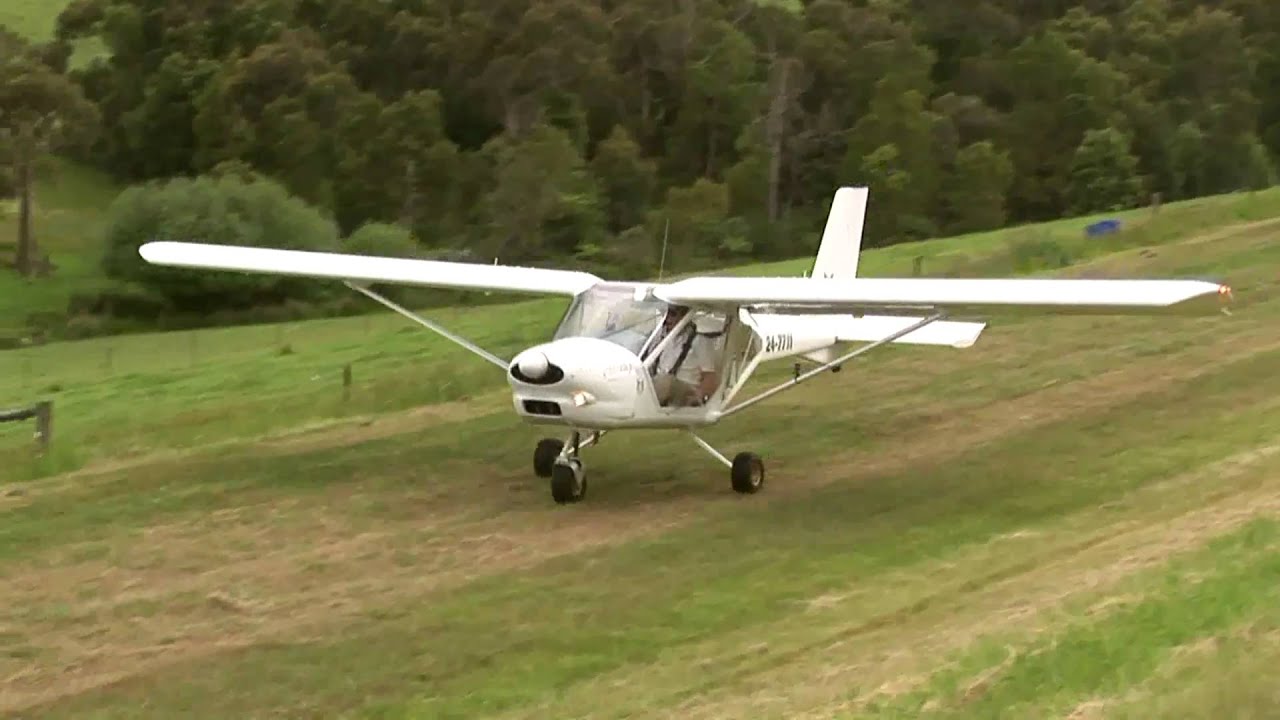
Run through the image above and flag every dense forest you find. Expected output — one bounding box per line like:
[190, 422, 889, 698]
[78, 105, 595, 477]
[5, 0, 1280, 287]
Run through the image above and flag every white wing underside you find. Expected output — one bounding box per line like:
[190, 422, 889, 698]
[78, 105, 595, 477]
[656, 276, 1231, 316]
[139, 242, 1231, 316]
[139, 242, 601, 296]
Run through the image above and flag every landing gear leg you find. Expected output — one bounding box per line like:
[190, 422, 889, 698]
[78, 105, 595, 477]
[687, 431, 765, 495]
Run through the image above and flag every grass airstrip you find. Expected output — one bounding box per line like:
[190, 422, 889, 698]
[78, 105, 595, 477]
[5, 3, 1278, 717]
[1, 187, 1279, 717]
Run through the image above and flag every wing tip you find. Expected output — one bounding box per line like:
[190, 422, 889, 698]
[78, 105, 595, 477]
[138, 240, 172, 263]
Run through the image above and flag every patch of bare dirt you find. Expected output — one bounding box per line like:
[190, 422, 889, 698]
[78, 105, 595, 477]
[252, 393, 503, 456]
[1176, 217, 1280, 246]
[1065, 699, 1111, 719]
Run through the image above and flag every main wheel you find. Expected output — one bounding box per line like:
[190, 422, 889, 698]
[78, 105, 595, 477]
[730, 452, 765, 494]
[550, 459, 587, 504]
[534, 438, 564, 478]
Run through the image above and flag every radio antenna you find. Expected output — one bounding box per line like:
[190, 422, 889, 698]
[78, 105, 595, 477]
[657, 217, 670, 282]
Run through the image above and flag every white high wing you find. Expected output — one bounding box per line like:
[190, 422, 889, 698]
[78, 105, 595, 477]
[139, 187, 1232, 504]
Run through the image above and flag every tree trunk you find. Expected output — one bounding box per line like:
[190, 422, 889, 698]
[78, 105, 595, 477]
[766, 60, 792, 225]
[398, 158, 418, 227]
[15, 157, 34, 277]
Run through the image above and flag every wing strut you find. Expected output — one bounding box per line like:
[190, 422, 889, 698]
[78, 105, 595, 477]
[720, 312, 945, 418]
[344, 281, 509, 370]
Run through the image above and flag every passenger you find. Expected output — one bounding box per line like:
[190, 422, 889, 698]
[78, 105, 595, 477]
[651, 306, 719, 407]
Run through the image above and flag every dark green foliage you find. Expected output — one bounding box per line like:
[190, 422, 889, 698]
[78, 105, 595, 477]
[941, 141, 1014, 234]
[344, 222, 419, 258]
[101, 174, 341, 311]
[18, 0, 1280, 287]
[1068, 127, 1144, 214]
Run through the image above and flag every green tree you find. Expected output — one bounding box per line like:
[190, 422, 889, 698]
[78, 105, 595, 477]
[1068, 127, 1144, 214]
[941, 141, 1014, 234]
[102, 174, 341, 310]
[1001, 30, 1129, 220]
[649, 177, 738, 267]
[477, 123, 604, 263]
[858, 143, 921, 245]
[666, 19, 760, 181]
[344, 222, 419, 258]
[39, 0, 1280, 279]
[0, 32, 99, 276]
[1167, 121, 1208, 200]
[843, 76, 942, 243]
[590, 125, 657, 233]
[332, 89, 460, 238]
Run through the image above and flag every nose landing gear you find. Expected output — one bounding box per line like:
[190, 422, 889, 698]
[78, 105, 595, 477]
[550, 457, 586, 504]
[534, 431, 603, 504]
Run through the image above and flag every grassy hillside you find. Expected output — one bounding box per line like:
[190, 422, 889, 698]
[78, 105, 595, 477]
[0, 0, 67, 40]
[0, 0, 106, 64]
[0, 192, 1278, 717]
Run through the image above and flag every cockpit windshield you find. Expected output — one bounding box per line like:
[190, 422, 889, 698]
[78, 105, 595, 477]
[553, 283, 666, 355]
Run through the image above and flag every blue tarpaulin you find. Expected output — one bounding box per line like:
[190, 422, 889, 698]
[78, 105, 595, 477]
[1085, 219, 1122, 237]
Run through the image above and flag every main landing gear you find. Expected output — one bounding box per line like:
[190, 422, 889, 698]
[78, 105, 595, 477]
[689, 432, 764, 495]
[533, 430, 763, 503]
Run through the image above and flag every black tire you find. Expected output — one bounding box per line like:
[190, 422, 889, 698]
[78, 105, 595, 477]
[550, 460, 587, 504]
[730, 452, 765, 494]
[534, 438, 564, 478]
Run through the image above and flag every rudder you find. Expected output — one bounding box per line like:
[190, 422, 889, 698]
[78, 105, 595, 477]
[811, 186, 867, 280]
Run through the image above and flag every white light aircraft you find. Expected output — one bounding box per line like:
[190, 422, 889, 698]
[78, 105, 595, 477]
[139, 187, 1233, 504]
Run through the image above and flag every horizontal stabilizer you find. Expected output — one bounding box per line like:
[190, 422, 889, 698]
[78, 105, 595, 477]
[657, 276, 1232, 316]
[139, 242, 602, 296]
[756, 312, 984, 350]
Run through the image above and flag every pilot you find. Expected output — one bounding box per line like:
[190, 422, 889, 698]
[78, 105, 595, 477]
[651, 305, 719, 407]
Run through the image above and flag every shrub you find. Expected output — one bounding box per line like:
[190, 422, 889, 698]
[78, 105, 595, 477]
[102, 173, 342, 312]
[344, 222, 420, 258]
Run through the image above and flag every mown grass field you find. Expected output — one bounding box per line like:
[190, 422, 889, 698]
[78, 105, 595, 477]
[1, 191, 1278, 718]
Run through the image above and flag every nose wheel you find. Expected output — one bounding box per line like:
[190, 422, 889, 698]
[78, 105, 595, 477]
[550, 457, 587, 504]
[535, 431, 601, 504]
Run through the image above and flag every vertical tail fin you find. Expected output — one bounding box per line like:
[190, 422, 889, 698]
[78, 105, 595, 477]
[803, 187, 868, 366]
[811, 186, 868, 280]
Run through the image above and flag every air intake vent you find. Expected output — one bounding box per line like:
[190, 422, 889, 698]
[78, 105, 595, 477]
[510, 363, 565, 385]
[522, 400, 562, 416]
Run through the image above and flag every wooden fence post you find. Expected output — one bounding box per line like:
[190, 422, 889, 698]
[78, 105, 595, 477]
[34, 400, 51, 453]
[343, 364, 352, 402]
